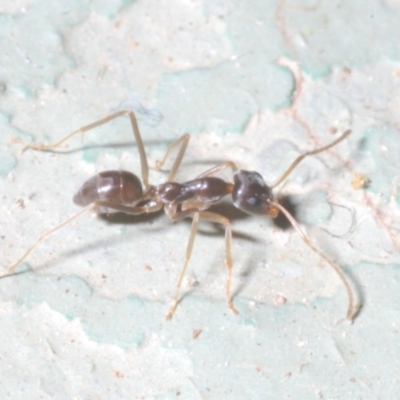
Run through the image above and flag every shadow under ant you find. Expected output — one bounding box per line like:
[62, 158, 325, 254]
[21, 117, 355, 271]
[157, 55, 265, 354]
[272, 194, 298, 230]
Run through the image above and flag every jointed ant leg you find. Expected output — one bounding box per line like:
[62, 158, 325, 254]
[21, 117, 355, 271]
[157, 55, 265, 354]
[13, 110, 151, 188]
[271, 201, 356, 321]
[0, 199, 162, 279]
[196, 161, 239, 179]
[272, 129, 351, 188]
[202, 211, 238, 317]
[0, 204, 95, 278]
[166, 209, 237, 320]
[155, 133, 190, 182]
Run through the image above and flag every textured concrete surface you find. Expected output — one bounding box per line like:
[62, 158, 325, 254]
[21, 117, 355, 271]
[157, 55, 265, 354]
[1, 1, 400, 399]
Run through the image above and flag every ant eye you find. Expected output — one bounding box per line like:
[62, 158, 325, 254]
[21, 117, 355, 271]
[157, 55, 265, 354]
[247, 197, 260, 207]
[246, 196, 261, 207]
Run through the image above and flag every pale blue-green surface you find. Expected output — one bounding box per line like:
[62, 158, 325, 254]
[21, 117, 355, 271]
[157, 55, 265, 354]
[0, 1, 400, 399]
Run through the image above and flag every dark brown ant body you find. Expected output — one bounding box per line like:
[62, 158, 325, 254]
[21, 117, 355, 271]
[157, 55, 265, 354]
[3, 111, 356, 320]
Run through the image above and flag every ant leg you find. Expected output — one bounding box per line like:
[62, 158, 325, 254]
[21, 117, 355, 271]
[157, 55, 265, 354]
[155, 133, 190, 182]
[196, 161, 239, 179]
[166, 210, 237, 320]
[156, 139, 238, 183]
[198, 211, 238, 317]
[0, 204, 95, 278]
[271, 201, 357, 322]
[13, 110, 150, 187]
[88, 200, 163, 216]
[272, 129, 351, 188]
[0, 199, 162, 278]
[165, 210, 199, 320]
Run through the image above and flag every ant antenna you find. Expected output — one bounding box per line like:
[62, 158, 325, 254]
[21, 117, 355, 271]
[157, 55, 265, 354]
[271, 201, 356, 321]
[272, 129, 351, 188]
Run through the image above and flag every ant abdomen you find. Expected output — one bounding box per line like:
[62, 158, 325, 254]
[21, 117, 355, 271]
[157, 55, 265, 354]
[73, 170, 143, 212]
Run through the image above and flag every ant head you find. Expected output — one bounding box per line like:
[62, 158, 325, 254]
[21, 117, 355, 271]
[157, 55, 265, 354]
[232, 170, 279, 218]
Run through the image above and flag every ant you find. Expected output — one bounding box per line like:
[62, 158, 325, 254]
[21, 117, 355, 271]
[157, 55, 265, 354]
[2, 110, 356, 321]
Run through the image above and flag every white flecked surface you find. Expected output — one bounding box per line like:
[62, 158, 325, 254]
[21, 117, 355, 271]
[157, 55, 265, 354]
[1, 1, 400, 399]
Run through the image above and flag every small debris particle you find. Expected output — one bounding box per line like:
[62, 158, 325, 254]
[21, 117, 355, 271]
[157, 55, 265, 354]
[275, 294, 287, 305]
[192, 329, 202, 339]
[15, 198, 25, 209]
[351, 173, 370, 190]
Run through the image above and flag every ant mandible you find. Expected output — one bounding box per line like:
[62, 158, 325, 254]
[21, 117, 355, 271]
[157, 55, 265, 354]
[2, 110, 356, 321]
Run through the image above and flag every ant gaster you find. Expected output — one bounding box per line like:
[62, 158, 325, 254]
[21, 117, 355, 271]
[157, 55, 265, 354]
[3, 111, 356, 321]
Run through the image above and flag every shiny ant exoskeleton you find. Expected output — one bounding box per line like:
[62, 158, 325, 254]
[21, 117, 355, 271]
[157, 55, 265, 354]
[2, 111, 356, 321]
